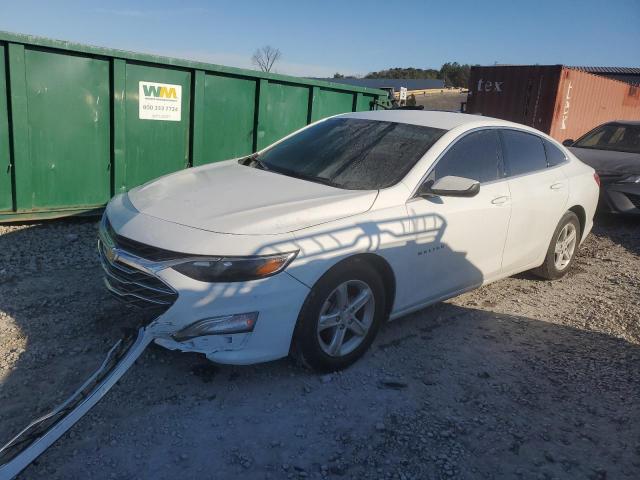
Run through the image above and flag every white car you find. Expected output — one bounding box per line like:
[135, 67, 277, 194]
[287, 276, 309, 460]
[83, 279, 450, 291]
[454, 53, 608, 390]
[100, 111, 599, 371]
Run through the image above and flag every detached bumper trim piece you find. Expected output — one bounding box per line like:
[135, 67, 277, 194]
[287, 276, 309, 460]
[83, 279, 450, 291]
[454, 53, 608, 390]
[0, 328, 154, 479]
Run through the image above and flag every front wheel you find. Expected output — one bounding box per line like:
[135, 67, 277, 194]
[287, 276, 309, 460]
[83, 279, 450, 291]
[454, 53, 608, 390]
[292, 260, 386, 372]
[532, 211, 580, 280]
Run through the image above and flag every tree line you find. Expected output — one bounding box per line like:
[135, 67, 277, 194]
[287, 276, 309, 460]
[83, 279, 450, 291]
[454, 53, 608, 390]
[250, 45, 473, 89]
[334, 62, 475, 88]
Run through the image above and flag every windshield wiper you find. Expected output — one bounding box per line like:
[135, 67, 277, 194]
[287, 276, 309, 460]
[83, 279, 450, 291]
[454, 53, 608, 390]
[239, 155, 342, 188]
[239, 153, 269, 170]
[268, 167, 341, 188]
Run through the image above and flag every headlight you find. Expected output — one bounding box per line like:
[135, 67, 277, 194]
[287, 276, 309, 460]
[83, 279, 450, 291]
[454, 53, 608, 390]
[172, 251, 298, 282]
[618, 175, 640, 184]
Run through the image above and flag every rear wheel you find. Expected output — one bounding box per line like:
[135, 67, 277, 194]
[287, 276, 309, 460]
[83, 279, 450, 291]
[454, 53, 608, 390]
[532, 211, 580, 280]
[292, 260, 385, 372]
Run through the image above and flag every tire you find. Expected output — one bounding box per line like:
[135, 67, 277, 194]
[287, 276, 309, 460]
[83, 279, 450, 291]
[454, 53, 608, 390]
[532, 211, 581, 280]
[292, 259, 386, 372]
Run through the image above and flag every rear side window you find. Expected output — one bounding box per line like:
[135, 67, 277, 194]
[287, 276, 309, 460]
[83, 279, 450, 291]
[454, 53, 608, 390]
[543, 139, 567, 167]
[501, 130, 547, 176]
[431, 129, 503, 183]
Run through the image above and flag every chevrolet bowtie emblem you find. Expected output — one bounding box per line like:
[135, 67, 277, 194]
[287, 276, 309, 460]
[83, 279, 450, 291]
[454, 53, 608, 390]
[105, 246, 118, 264]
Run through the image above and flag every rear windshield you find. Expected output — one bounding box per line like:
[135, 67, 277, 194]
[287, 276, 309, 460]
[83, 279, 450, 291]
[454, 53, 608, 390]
[252, 118, 446, 190]
[574, 123, 640, 154]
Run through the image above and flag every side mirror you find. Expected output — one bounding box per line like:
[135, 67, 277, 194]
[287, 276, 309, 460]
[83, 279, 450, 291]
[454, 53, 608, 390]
[562, 139, 575, 147]
[418, 176, 480, 198]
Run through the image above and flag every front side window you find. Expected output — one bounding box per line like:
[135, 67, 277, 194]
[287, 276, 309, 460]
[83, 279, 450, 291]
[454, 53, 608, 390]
[430, 129, 503, 183]
[251, 118, 446, 190]
[574, 123, 640, 154]
[501, 130, 547, 176]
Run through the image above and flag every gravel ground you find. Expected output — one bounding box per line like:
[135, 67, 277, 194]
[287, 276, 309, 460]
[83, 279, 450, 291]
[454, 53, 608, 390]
[0, 214, 639, 479]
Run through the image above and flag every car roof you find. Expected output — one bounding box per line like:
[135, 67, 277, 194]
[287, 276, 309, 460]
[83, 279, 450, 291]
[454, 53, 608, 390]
[604, 120, 640, 126]
[338, 109, 516, 131]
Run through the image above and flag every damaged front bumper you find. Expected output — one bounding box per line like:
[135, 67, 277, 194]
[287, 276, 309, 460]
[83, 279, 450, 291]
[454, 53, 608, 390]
[98, 212, 309, 365]
[0, 327, 155, 479]
[150, 266, 309, 365]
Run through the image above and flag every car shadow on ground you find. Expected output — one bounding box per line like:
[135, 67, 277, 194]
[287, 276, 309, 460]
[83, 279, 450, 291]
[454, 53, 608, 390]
[591, 212, 640, 256]
[0, 217, 638, 479]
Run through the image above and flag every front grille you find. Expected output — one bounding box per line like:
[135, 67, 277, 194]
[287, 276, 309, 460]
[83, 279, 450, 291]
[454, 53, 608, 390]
[104, 217, 189, 262]
[98, 239, 178, 312]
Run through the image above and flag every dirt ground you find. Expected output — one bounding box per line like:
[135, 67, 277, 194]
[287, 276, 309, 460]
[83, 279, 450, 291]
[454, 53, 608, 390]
[0, 213, 639, 480]
[414, 91, 468, 112]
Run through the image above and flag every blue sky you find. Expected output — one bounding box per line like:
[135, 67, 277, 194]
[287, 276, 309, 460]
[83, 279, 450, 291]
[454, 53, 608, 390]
[0, 0, 638, 77]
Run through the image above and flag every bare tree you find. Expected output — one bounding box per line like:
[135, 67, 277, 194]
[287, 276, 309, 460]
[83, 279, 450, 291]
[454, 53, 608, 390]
[251, 46, 282, 73]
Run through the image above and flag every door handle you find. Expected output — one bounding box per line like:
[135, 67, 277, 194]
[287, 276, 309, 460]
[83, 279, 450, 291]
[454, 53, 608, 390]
[491, 196, 510, 205]
[550, 183, 565, 190]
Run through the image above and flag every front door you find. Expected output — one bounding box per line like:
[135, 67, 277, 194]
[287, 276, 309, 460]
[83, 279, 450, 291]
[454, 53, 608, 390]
[405, 129, 512, 308]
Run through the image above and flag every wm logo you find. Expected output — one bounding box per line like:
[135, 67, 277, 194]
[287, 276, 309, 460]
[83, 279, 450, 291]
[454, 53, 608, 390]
[142, 85, 177, 98]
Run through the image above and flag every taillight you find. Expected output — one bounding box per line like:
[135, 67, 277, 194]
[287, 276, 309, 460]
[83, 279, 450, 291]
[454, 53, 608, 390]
[593, 172, 601, 187]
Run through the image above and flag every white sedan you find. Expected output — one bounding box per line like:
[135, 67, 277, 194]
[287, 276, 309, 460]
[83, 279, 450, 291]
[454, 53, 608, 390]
[100, 111, 599, 371]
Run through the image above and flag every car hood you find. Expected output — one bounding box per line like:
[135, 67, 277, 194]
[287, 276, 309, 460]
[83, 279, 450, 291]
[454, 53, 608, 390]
[127, 161, 377, 235]
[569, 147, 640, 176]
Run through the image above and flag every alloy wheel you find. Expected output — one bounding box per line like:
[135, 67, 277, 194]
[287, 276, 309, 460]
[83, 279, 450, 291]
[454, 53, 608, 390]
[554, 223, 577, 270]
[316, 280, 375, 357]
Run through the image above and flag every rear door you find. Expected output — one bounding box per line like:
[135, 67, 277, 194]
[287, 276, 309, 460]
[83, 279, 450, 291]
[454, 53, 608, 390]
[500, 129, 568, 272]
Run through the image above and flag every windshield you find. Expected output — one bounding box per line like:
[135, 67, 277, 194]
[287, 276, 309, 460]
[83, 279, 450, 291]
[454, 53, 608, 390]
[249, 118, 446, 190]
[574, 123, 640, 154]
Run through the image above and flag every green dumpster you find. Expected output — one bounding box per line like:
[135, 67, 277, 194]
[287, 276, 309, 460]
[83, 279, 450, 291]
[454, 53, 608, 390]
[0, 32, 389, 222]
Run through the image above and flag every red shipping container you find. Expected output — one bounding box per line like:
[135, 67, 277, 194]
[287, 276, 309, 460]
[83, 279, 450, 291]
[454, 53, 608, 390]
[466, 65, 640, 142]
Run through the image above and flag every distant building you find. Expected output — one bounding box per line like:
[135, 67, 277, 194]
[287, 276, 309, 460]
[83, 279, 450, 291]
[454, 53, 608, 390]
[315, 78, 445, 93]
[569, 67, 640, 86]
